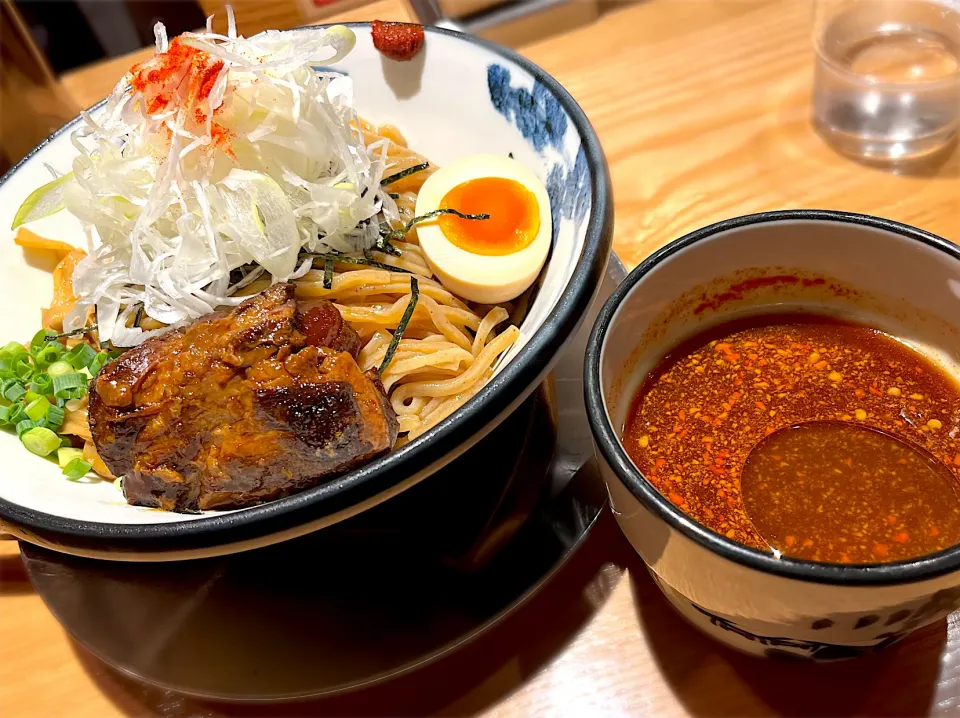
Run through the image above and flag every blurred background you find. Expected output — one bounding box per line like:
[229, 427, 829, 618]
[0, 0, 622, 173]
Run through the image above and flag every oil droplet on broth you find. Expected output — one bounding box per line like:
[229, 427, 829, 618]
[741, 421, 960, 564]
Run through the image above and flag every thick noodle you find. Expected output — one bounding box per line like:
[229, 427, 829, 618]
[294, 121, 520, 438]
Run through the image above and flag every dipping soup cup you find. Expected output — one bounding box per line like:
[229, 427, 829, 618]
[585, 210, 960, 660]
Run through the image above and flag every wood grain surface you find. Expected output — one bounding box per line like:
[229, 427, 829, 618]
[4, 1, 960, 716]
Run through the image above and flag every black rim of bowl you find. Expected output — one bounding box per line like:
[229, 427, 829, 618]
[585, 209, 960, 587]
[0, 24, 614, 555]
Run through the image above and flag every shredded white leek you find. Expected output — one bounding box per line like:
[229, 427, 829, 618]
[14, 18, 395, 347]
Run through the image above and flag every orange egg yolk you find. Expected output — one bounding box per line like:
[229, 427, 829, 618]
[438, 177, 540, 256]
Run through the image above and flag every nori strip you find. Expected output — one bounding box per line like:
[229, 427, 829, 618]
[381, 208, 489, 242]
[45, 324, 99, 341]
[379, 276, 419, 375]
[300, 252, 412, 274]
[323, 258, 334, 289]
[380, 162, 429, 186]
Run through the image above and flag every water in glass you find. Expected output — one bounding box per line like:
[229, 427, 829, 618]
[813, 0, 960, 161]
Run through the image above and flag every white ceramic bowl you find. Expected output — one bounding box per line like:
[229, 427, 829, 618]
[0, 24, 612, 560]
[586, 211, 960, 660]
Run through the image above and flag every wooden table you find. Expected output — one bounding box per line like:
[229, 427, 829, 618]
[4, 1, 960, 715]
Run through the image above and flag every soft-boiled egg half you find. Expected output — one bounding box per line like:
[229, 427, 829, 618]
[414, 154, 551, 305]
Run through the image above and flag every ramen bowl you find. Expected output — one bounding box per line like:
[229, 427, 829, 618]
[0, 24, 612, 560]
[585, 210, 960, 660]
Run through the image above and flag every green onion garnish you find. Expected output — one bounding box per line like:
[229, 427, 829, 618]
[44, 324, 98, 341]
[65, 343, 97, 370]
[379, 276, 419, 375]
[88, 352, 113, 377]
[16, 419, 40, 438]
[381, 209, 490, 243]
[323, 258, 334, 290]
[29, 374, 54, 396]
[34, 343, 63, 369]
[52, 372, 87, 400]
[46, 360, 73, 377]
[62, 457, 92, 481]
[6, 403, 26, 425]
[24, 397, 49, 422]
[0, 342, 26, 358]
[12, 354, 34, 381]
[3, 382, 25, 403]
[57, 447, 83, 468]
[44, 404, 64, 429]
[380, 162, 429, 187]
[30, 329, 56, 354]
[21, 427, 60, 456]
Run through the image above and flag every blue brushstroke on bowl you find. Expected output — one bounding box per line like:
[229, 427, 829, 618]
[487, 64, 590, 227]
[487, 64, 567, 152]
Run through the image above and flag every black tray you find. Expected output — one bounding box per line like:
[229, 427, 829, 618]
[20, 256, 627, 701]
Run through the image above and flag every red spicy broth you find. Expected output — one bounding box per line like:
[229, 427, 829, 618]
[621, 314, 960, 564]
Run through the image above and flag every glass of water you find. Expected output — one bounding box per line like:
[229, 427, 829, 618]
[813, 0, 960, 162]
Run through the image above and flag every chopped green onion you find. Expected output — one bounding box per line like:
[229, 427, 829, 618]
[62, 457, 93, 481]
[21, 427, 60, 456]
[57, 447, 83, 469]
[30, 329, 56, 355]
[65, 343, 97, 370]
[23, 390, 41, 404]
[88, 352, 110, 377]
[47, 360, 74, 378]
[24, 398, 48, 421]
[29, 374, 53, 396]
[0, 342, 26, 358]
[11, 171, 73, 229]
[6, 403, 26, 425]
[379, 276, 419, 375]
[34, 343, 63, 369]
[3, 382, 25, 402]
[380, 162, 429, 187]
[44, 404, 64, 429]
[0, 406, 11, 425]
[12, 354, 34, 381]
[15, 419, 39, 438]
[53, 372, 87, 400]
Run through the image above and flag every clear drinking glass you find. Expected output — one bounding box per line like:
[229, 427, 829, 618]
[813, 0, 960, 162]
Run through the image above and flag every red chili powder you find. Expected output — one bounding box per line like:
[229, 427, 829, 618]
[129, 37, 233, 156]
